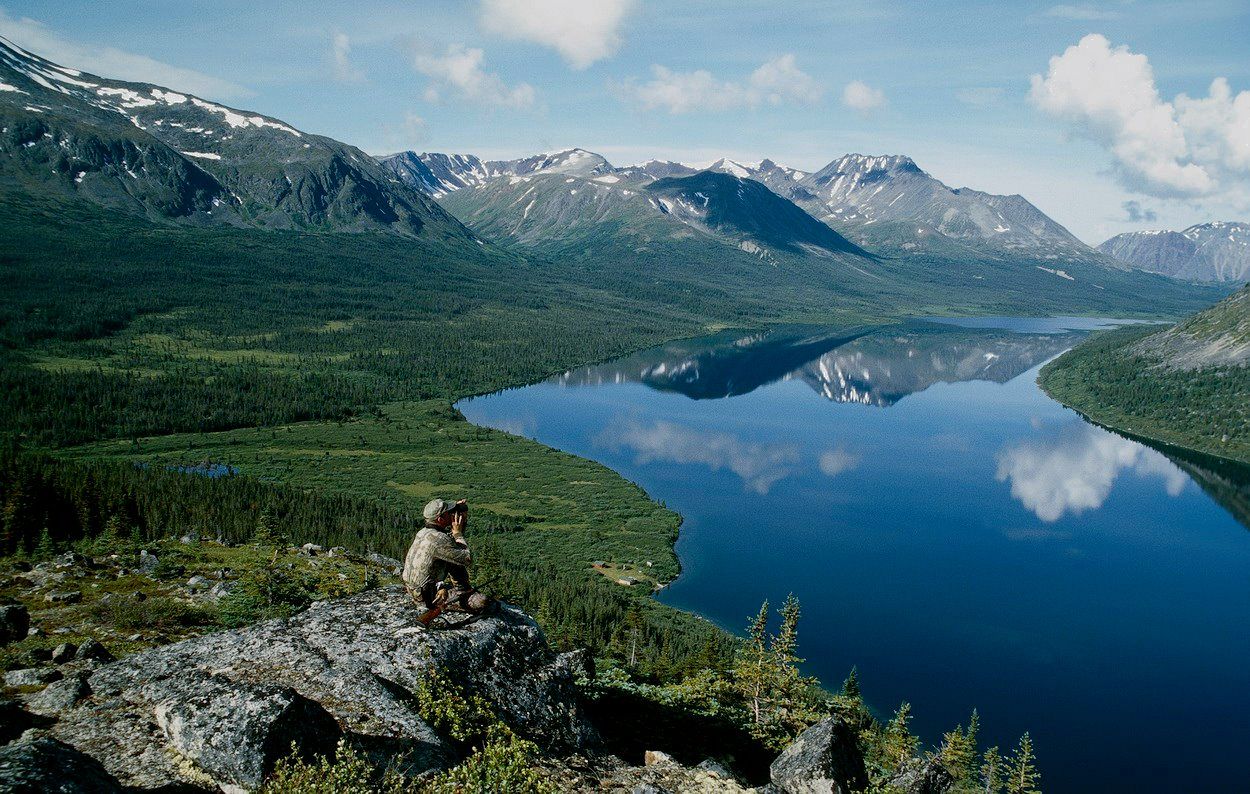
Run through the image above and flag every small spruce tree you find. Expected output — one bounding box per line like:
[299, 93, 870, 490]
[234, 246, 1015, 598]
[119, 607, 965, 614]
[981, 746, 1004, 794]
[1005, 733, 1041, 794]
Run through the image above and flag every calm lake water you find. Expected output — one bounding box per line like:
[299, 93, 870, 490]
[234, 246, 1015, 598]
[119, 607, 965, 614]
[457, 319, 1250, 793]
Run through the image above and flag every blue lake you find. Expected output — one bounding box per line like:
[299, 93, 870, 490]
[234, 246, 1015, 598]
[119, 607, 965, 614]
[458, 319, 1250, 793]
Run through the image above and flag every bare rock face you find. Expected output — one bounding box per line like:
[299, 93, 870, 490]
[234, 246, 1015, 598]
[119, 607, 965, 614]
[769, 715, 868, 794]
[15, 586, 594, 791]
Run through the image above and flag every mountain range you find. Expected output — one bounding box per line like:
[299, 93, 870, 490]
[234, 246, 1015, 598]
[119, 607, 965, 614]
[0, 37, 1231, 322]
[1097, 222, 1250, 283]
[0, 37, 471, 241]
[382, 148, 1097, 262]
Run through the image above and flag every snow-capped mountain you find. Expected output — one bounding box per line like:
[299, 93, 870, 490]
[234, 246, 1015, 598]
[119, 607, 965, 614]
[764, 154, 1091, 258]
[435, 161, 867, 262]
[497, 148, 613, 178]
[0, 37, 469, 238]
[615, 160, 698, 181]
[1098, 222, 1250, 283]
[385, 146, 1095, 260]
[706, 158, 814, 203]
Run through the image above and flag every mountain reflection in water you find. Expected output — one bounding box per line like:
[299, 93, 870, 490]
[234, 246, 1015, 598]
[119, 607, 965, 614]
[556, 322, 1082, 406]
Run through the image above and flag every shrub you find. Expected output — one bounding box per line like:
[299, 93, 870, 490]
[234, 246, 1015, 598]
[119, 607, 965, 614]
[263, 739, 411, 794]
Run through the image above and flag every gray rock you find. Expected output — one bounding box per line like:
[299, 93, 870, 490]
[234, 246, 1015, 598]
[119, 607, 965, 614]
[645, 749, 676, 766]
[43, 590, 82, 604]
[74, 639, 114, 663]
[154, 676, 341, 791]
[41, 586, 594, 790]
[179, 532, 200, 544]
[4, 667, 63, 688]
[366, 551, 401, 568]
[0, 732, 122, 793]
[25, 672, 91, 715]
[887, 755, 955, 794]
[696, 758, 733, 778]
[0, 603, 29, 645]
[51, 642, 78, 664]
[770, 715, 868, 794]
[300, 543, 324, 556]
[327, 546, 348, 557]
[136, 550, 158, 574]
[185, 575, 211, 590]
[207, 580, 240, 600]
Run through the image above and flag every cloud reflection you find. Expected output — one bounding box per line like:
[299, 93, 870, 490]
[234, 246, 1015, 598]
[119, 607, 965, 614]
[996, 422, 1188, 522]
[596, 418, 801, 495]
[819, 448, 861, 477]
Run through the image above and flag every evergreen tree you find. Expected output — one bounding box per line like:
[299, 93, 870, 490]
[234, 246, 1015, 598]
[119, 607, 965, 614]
[253, 508, 286, 547]
[942, 710, 980, 782]
[981, 746, 1004, 794]
[1005, 733, 1041, 794]
[735, 600, 772, 727]
[884, 702, 919, 767]
[841, 666, 861, 700]
[34, 526, 56, 558]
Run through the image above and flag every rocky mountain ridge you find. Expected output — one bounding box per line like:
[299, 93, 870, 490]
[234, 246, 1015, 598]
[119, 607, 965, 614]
[1098, 221, 1250, 283]
[1133, 283, 1250, 369]
[387, 146, 1096, 260]
[0, 37, 472, 240]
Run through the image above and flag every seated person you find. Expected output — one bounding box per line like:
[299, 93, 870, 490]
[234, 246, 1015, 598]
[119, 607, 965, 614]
[402, 497, 489, 616]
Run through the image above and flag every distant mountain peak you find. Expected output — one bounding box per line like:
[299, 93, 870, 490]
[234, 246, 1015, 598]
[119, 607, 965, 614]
[1100, 221, 1249, 283]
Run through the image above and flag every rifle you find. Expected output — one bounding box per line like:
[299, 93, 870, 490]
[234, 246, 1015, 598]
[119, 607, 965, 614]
[416, 576, 498, 627]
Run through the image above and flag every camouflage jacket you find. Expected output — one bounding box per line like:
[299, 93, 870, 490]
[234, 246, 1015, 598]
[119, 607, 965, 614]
[402, 526, 472, 595]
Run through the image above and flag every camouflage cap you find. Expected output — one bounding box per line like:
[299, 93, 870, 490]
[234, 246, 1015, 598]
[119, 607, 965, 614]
[423, 498, 456, 521]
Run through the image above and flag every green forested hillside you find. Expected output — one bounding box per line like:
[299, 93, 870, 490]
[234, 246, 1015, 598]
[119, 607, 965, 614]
[1039, 288, 1250, 465]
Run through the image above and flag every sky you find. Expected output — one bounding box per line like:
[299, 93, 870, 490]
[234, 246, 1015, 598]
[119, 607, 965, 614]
[1, 1, 1247, 245]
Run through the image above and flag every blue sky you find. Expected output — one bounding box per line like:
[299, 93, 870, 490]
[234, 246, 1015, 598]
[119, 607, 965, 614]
[2, 1, 1248, 244]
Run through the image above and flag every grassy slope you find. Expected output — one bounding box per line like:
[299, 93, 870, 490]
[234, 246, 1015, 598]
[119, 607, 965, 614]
[1039, 325, 1250, 465]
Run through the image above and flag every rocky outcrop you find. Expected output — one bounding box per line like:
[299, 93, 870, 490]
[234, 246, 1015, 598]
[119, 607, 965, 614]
[9, 586, 594, 791]
[769, 715, 868, 794]
[887, 755, 955, 794]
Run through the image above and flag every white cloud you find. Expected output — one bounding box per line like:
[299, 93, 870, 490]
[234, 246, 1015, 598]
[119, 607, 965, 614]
[841, 80, 886, 113]
[995, 422, 1187, 523]
[596, 418, 801, 495]
[381, 111, 427, 152]
[1043, 4, 1120, 20]
[409, 42, 535, 109]
[956, 86, 1005, 107]
[1030, 34, 1250, 201]
[480, 0, 637, 70]
[0, 9, 252, 100]
[330, 32, 364, 84]
[618, 55, 822, 115]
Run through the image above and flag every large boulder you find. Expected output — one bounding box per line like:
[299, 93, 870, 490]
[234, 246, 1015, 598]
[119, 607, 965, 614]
[887, 755, 955, 794]
[24, 586, 594, 790]
[0, 603, 29, 645]
[770, 715, 868, 794]
[154, 676, 341, 791]
[0, 732, 122, 793]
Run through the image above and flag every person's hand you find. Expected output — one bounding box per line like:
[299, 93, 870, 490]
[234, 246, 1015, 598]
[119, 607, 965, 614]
[451, 510, 467, 537]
